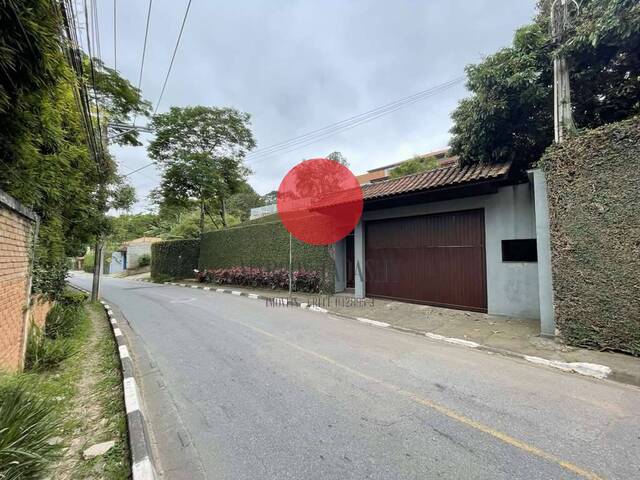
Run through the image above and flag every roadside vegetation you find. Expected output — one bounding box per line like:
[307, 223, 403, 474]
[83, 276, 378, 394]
[0, 290, 129, 479]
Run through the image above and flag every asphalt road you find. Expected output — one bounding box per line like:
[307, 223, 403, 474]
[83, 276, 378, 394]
[70, 272, 640, 480]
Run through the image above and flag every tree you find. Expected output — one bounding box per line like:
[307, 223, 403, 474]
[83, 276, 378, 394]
[226, 182, 265, 222]
[389, 155, 440, 178]
[450, 0, 640, 172]
[262, 190, 278, 205]
[0, 1, 148, 268]
[149, 106, 256, 233]
[326, 151, 349, 167]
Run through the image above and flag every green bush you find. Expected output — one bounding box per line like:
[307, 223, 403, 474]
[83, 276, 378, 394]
[540, 116, 640, 355]
[138, 253, 151, 267]
[0, 380, 62, 480]
[32, 259, 68, 300]
[43, 289, 87, 340]
[25, 326, 77, 372]
[198, 216, 335, 293]
[83, 251, 95, 273]
[151, 239, 200, 281]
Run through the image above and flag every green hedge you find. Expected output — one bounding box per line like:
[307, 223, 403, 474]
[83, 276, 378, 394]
[540, 116, 640, 355]
[151, 239, 200, 281]
[199, 215, 335, 293]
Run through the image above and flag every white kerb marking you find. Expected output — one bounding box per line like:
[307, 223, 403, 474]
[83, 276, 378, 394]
[357, 317, 390, 328]
[216, 288, 225, 293]
[523, 356, 611, 379]
[113, 328, 123, 337]
[118, 345, 130, 359]
[123, 377, 140, 413]
[191, 285, 199, 289]
[425, 332, 480, 348]
[231, 291, 242, 296]
[248, 294, 259, 299]
[203, 287, 211, 290]
[132, 457, 155, 480]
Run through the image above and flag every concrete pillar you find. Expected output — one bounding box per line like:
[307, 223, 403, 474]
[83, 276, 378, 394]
[354, 220, 366, 298]
[334, 238, 346, 293]
[530, 169, 556, 337]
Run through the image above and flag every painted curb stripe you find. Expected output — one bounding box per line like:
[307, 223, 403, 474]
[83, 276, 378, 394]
[132, 457, 155, 480]
[357, 317, 390, 328]
[248, 293, 259, 299]
[425, 332, 480, 348]
[114, 328, 123, 337]
[119, 345, 130, 359]
[231, 291, 242, 295]
[123, 377, 140, 413]
[203, 287, 211, 290]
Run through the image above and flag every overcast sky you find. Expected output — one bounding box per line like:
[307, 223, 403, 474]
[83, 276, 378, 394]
[97, 0, 536, 212]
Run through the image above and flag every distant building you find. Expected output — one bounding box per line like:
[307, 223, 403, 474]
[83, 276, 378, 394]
[250, 203, 278, 220]
[355, 148, 457, 185]
[115, 236, 162, 271]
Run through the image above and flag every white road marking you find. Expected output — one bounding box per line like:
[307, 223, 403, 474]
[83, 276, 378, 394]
[119, 345, 130, 359]
[123, 377, 140, 413]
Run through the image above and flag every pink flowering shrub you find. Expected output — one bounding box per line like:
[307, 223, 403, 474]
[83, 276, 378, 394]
[196, 266, 322, 293]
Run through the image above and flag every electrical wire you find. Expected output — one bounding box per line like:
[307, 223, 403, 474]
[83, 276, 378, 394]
[124, 76, 464, 178]
[153, 0, 193, 115]
[133, 0, 153, 126]
[245, 77, 463, 161]
[113, 0, 117, 70]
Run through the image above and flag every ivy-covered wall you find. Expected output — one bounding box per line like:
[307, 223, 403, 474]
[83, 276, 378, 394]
[540, 116, 640, 355]
[199, 215, 335, 293]
[151, 239, 200, 281]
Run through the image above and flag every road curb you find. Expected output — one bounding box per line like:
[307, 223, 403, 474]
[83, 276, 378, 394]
[73, 286, 157, 480]
[143, 279, 629, 386]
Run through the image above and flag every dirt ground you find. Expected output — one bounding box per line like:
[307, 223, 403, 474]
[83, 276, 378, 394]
[54, 304, 129, 479]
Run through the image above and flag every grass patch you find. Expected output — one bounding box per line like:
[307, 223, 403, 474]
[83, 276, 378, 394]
[0, 290, 130, 479]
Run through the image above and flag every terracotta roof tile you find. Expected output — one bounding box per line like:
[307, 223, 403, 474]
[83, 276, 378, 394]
[362, 161, 512, 201]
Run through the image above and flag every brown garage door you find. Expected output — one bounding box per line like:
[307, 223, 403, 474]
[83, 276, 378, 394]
[365, 209, 487, 312]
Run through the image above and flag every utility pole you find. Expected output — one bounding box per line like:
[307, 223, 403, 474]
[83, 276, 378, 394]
[91, 239, 104, 301]
[288, 232, 293, 299]
[551, 0, 578, 143]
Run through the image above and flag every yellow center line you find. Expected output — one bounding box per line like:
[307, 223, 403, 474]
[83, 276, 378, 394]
[231, 317, 604, 480]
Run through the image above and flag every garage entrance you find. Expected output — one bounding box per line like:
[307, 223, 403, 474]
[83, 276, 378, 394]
[364, 209, 487, 312]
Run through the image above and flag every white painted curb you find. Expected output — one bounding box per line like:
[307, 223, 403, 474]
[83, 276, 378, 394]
[523, 356, 612, 379]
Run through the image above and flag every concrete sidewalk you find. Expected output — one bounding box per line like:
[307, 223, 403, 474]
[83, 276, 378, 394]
[154, 278, 640, 386]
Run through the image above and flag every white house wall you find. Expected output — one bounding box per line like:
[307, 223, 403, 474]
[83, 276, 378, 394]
[126, 243, 152, 270]
[346, 183, 540, 319]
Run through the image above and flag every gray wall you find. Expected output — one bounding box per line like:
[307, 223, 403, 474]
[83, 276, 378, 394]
[343, 183, 540, 319]
[333, 240, 346, 293]
[127, 243, 152, 270]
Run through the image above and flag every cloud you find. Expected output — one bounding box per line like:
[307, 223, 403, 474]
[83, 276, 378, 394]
[102, 0, 536, 210]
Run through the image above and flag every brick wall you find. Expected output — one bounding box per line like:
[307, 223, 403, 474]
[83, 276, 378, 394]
[0, 191, 38, 372]
[30, 295, 53, 330]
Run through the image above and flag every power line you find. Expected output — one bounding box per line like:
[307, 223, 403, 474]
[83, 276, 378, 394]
[154, 0, 193, 115]
[113, 0, 117, 70]
[83, 0, 108, 167]
[245, 77, 464, 163]
[137, 0, 153, 105]
[245, 78, 461, 160]
[123, 77, 464, 178]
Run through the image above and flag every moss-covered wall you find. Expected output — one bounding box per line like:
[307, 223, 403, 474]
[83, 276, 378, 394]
[151, 239, 200, 281]
[198, 215, 335, 293]
[540, 116, 640, 355]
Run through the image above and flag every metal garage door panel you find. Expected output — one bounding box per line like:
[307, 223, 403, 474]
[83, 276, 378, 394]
[365, 209, 487, 312]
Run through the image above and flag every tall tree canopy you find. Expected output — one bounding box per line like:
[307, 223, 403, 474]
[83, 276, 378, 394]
[149, 106, 256, 233]
[450, 0, 640, 173]
[0, 1, 148, 263]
